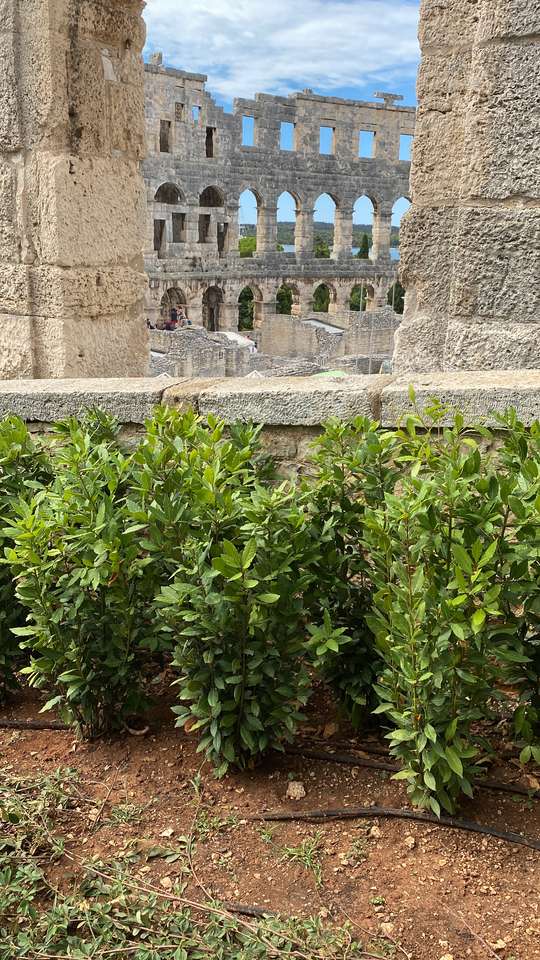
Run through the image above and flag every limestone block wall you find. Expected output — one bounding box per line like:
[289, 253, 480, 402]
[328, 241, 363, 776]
[5, 371, 540, 474]
[142, 61, 415, 333]
[0, 0, 149, 379]
[394, 0, 540, 372]
[258, 307, 399, 359]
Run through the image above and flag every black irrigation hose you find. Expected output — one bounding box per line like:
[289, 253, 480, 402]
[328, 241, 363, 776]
[0, 719, 70, 731]
[251, 805, 540, 852]
[284, 744, 540, 801]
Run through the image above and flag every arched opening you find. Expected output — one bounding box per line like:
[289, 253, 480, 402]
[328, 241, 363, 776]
[238, 189, 259, 257]
[313, 283, 333, 313]
[160, 288, 187, 327]
[350, 284, 367, 313]
[353, 196, 375, 258]
[391, 197, 411, 261]
[154, 182, 183, 204]
[202, 285, 223, 331]
[313, 194, 335, 257]
[238, 285, 262, 330]
[387, 281, 405, 314]
[199, 186, 225, 207]
[277, 191, 298, 254]
[276, 283, 299, 316]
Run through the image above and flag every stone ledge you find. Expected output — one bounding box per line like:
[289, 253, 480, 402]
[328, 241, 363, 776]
[381, 371, 540, 426]
[0, 377, 187, 423]
[194, 375, 393, 425]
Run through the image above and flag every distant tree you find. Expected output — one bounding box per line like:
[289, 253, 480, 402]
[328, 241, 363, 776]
[355, 233, 370, 259]
[276, 286, 293, 315]
[238, 288, 254, 329]
[239, 236, 256, 257]
[388, 281, 405, 314]
[314, 235, 331, 259]
[313, 284, 330, 312]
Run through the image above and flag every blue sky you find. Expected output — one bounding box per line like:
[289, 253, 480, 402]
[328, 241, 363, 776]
[143, 0, 420, 227]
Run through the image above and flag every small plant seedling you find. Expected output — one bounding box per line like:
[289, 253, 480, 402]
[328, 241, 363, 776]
[370, 895, 386, 906]
[279, 831, 325, 887]
[105, 803, 145, 825]
[258, 825, 275, 845]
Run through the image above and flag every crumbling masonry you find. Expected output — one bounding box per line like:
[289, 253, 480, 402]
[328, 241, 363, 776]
[0, 0, 148, 379]
[143, 59, 415, 334]
[394, 0, 540, 372]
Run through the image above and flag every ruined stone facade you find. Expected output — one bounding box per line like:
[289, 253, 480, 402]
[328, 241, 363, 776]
[0, 0, 148, 379]
[394, 0, 540, 373]
[142, 60, 415, 333]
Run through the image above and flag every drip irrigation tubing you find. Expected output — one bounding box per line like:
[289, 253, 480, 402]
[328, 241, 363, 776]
[251, 805, 540, 852]
[284, 743, 540, 800]
[0, 718, 70, 731]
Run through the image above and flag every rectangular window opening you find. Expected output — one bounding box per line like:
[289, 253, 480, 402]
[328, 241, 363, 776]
[192, 105, 202, 126]
[198, 213, 211, 243]
[153, 219, 166, 256]
[242, 115, 255, 147]
[217, 221, 228, 257]
[399, 134, 414, 161]
[175, 102, 184, 122]
[159, 120, 171, 153]
[319, 125, 335, 155]
[206, 126, 216, 158]
[359, 130, 376, 158]
[172, 213, 186, 243]
[280, 121, 295, 151]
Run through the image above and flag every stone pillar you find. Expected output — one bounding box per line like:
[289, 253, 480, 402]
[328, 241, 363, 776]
[333, 205, 354, 260]
[371, 202, 392, 262]
[255, 205, 277, 257]
[0, 0, 149, 378]
[227, 202, 240, 259]
[296, 208, 314, 258]
[220, 302, 239, 332]
[394, 0, 540, 373]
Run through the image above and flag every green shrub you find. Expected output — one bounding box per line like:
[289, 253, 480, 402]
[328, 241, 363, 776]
[157, 483, 313, 775]
[303, 417, 401, 727]
[0, 417, 51, 701]
[6, 421, 160, 738]
[363, 403, 540, 813]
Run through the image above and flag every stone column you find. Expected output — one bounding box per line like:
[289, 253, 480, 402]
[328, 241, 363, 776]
[333, 205, 353, 260]
[295, 208, 315, 259]
[227, 202, 240, 259]
[0, 0, 149, 378]
[394, 0, 540, 373]
[371, 202, 393, 262]
[255, 204, 278, 257]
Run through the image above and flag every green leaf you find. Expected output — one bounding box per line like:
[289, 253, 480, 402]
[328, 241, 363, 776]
[444, 746, 463, 777]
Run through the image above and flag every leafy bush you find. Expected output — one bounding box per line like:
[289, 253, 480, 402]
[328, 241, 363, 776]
[6, 420, 160, 737]
[303, 417, 401, 727]
[363, 403, 540, 813]
[157, 482, 313, 775]
[0, 417, 51, 701]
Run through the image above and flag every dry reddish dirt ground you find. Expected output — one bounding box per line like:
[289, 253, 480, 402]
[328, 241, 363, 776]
[2, 687, 540, 960]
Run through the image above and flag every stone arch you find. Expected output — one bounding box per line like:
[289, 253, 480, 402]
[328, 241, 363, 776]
[199, 185, 225, 207]
[202, 284, 223, 331]
[160, 287, 187, 325]
[391, 197, 411, 260]
[238, 282, 263, 330]
[387, 280, 405, 314]
[313, 193, 337, 256]
[154, 182, 184, 204]
[352, 195, 376, 257]
[238, 188, 261, 255]
[276, 281, 300, 316]
[277, 191, 299, 252]
[312, 281, 336, 313]
[350, 282, 370, 312]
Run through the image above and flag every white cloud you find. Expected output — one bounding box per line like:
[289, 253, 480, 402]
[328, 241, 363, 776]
[143, 0, 420, 102]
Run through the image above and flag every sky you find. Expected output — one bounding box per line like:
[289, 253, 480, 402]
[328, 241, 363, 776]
[143, 0, 420, 228]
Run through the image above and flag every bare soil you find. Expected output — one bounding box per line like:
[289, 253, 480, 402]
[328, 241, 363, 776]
[2, 686, 540, 960]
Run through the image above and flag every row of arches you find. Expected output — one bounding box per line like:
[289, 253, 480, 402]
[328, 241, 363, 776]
[158, 280, 404, 334]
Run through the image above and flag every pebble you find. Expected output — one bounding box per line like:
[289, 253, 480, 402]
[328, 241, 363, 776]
[404, 835, 416, 850]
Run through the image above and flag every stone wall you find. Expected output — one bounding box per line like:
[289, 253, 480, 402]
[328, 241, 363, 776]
[258, 307, 398, 360]
[0, 0, 149, 379]
[394, 0, 540, 373]
[142, 60, 415, 332]
[5, 370, 540, 472]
